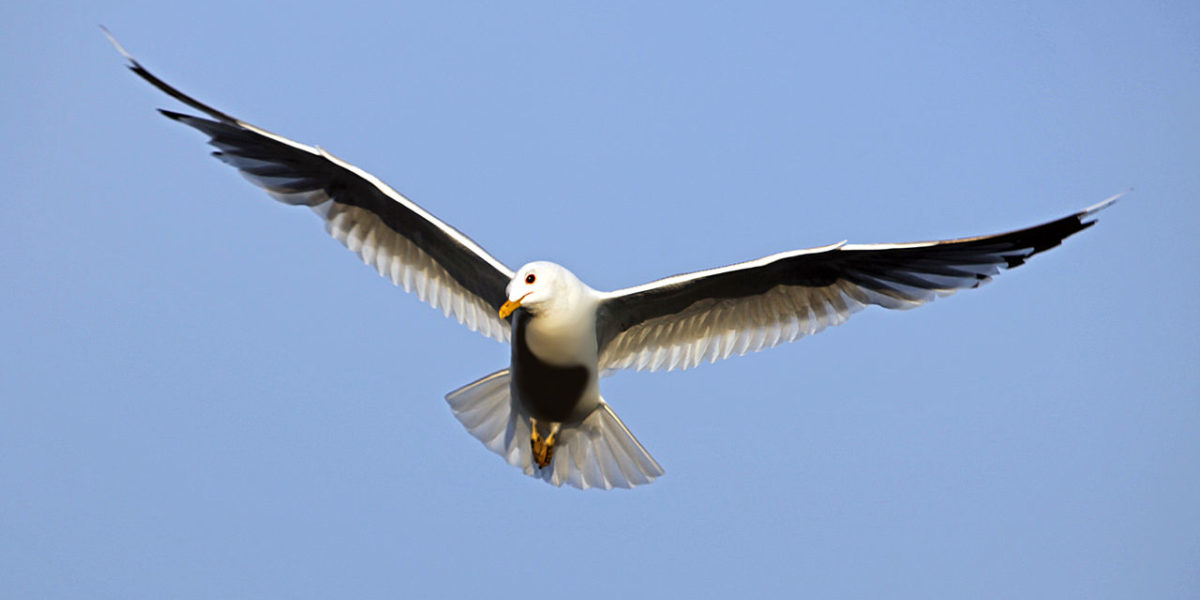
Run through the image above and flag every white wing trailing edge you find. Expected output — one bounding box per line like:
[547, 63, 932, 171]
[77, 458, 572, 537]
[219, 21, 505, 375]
[106, 28, 514, 342]
[595, 194, 1122, 373]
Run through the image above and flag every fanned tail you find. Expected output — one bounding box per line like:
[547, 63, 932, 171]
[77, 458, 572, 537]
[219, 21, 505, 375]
[445, 371, 664, 489]
[445, 369, 520, 460]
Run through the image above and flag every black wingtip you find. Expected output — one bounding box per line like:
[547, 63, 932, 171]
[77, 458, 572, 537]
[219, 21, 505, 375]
[157, 108, 188, 121]
[105, 30, 242, 125]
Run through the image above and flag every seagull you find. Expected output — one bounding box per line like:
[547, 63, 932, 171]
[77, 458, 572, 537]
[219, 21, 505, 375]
[108, 30, 1117, 490]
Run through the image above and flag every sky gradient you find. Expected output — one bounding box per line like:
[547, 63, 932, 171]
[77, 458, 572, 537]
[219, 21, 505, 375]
[3, 2, 1198, 598]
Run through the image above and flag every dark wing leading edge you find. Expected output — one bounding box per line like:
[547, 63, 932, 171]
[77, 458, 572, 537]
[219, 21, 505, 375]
[595, 196, 1118, 372]
[108, 31, 514, 342]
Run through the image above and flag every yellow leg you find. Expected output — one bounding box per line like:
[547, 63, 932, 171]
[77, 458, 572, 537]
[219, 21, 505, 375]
[530, 419, 558, 469]
[530, 422, 543, 464]
[541, 429, 557, 467]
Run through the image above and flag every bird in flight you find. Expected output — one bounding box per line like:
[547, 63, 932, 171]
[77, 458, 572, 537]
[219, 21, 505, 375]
[107, 30, 1117, 490]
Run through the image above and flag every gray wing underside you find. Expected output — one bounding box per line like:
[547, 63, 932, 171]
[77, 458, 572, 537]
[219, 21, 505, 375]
[595, 196, 1118, 373]
[111, 31, 513, 342]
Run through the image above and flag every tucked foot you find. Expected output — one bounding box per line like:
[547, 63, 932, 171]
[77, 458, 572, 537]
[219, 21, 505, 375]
[531, 429, 557, 469]
[530, 427, 542, 465]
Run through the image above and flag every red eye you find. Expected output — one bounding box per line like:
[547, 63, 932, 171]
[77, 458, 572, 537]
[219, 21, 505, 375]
[525, 274, 536, 284]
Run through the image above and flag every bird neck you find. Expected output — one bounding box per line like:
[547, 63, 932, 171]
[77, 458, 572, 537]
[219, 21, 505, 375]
[516, 297, 598, 367]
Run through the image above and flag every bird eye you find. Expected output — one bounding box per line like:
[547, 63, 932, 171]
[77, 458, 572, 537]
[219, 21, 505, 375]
[525, 274, 536, 284]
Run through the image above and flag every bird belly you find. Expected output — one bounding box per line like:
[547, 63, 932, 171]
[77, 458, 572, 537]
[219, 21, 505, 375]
[511, 310, 598, 423]
[511, 352, 592, 422]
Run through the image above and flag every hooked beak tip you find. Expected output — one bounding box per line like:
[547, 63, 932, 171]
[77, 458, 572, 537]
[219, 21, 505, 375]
[499, 292, 533, 319]
[498, 299, 521, 319]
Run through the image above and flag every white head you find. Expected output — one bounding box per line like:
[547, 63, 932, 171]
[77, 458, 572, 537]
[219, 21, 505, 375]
[498, 261, 583, 319]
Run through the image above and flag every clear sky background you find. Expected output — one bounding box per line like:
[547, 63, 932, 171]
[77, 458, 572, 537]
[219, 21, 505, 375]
[3, 2, 1198, 598]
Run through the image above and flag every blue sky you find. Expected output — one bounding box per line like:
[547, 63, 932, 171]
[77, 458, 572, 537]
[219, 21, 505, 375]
[3, 2, 1198, 598]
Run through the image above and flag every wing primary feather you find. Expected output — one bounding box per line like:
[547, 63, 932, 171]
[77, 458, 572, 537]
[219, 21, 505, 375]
[596, 198, 1116, 372]
[110, 30, 514, 342]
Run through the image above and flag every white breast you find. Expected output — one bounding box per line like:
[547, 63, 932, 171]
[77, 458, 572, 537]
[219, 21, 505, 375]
[521, 296, 600, 367]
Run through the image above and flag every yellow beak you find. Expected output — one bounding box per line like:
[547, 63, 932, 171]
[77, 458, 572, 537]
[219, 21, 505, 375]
[498, 292, 531, 319]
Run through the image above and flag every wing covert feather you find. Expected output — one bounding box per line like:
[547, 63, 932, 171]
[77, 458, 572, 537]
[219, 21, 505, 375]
[113, 35, 513, 341]
[596, 197, 1117, 372]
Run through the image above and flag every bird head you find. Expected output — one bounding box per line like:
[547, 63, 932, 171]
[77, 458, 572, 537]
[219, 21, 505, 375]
[499, 261, 576, 318]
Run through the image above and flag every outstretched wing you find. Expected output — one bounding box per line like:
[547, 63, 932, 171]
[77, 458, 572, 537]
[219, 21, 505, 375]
[108, 30, 514, 342]
[595, 196, 1118, 372]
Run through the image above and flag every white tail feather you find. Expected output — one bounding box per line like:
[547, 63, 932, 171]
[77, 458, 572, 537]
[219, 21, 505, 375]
[445, 370, 664, 489]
